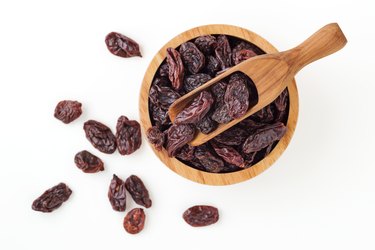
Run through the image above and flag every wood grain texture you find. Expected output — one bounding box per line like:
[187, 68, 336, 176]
[139, 24, 299, 185]
[169, 23, 346, 146]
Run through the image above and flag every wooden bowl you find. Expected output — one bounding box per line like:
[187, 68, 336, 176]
[139, 24, 299, 185]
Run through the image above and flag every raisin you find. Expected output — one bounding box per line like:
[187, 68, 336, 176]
[105, 32, 141, 58]
[194, 145, 224, 173]
[211, 142, 244, 167]
[211, 81, 227, 106]
[215, 35, 232, 70]
[108, 174, 126, 211]
[74, 150, 104, 173]
[158, 62, 169, 77]
[54, 100, 82, 124]
[125, 175, 152, 208]
[179, 42, 205, 74]
[150, 104, 170, 127]
[213, 127, 248, 146]
[116, 116, 142, 155]
[242, 122, 287, 153]
[166, 47, 184, 91]
[232, 49, 257, 65]
[183, 205, 219, 227]
[123, 208, 145, 234]
[183, 73, 212, 93]
[196, 114, 217, 134]
[194, 35, 216, 55]
[204, 55, 221, 76]
[175, 145, 195, 161]
[32, 183, 72, 213]
[150, 83, 180, 110]
[224, 72, 250, 119]
[166, 124, 195, 157]
[211, 103, 232, 124]
[146, 126, 165, 151]
[175, 91, 214, 125]
[83, 120, 116, 154]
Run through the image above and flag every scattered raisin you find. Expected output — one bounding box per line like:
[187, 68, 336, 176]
[32, 183, 72, 213]
[54, 100, 82, 124]
[74, 150, 104, 173]
[123, 208, 145, 234]
[105, 32, 141, 58]
[183, 205, 219, 227]
[125, 175, 152, 208]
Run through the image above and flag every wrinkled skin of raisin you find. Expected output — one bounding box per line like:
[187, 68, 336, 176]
[213, 126, 248, 146]
[108, 174, 127, 211]
[83, 120, 117, 154]
[158, 62, 169, 77]
[167, 47, 184, 91]
[183, 205, 219, 227]
[123, 208, 145, 234]
[105, 32, 141, 58]
[146, 126, 165, 151]
[242, 122, 287, 153]
[175, 144, 195, 161]
[232, 49, 257, 65]
[224, 72, 250, 119]
[194, 145, 224, 173]
[211, 81, 227, 106]
[196, 114, 217, 134]
[32, 183, 72, 213]
[166, 124, 195, 157]
[179, 42, 205, 74]
[183, 73, 212, 93]
[175, 91, 214, 125]
[74, 150, 104, 173]
[150, 104, 170, 127]
[150, 82, 180, 110]
[194, 35, 216, 55]
[116, 116, 142, 155]
[211, 142, 244, 167]
[211, 103, 232, 124]
[125, 175, 152, 208]
[204, 55, 221, 76]
[54, 100, 82, 124]
[252, 104, 275, 123]
[215, 35, 232, 70]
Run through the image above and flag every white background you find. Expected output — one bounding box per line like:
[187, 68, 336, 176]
[0, 0, 374, 249]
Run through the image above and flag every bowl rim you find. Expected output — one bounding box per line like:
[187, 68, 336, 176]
[139, 24, 299, 185]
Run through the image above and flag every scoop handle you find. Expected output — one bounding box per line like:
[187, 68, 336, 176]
[282, 23, 347, 75]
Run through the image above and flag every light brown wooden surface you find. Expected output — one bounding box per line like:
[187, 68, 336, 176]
[169, 23, 347, 146]
[139, 24, 299, 185]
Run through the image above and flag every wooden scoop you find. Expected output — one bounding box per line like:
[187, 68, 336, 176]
[168, 23, 347, 146]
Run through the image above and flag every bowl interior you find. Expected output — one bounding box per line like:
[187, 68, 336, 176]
[139, 24, 299, 185]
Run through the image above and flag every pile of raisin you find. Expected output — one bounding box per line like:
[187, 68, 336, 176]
[147, 35, 289, 173]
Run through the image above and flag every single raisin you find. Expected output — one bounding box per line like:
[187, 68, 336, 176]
[242, 122, 287, 153]
[146, 126, 165, 151]
[74, 150, 104, 173]
[175, 91, 214, 125]
[83, 120, 116, 154]
[166, 47, 184, 91]
[32, 183, 72, 213]
[105, 32, 141, 58]
[125, 175, 152, 208]
[123, 208, 145, 234]
[194, 35, 216, 55]
[166, 124, 195, 157]
[54, 100, 82, 124]
[116, 116, 142, 155]
[179, 42, 205, 74]
[183, 205, 219, 227]
[108, 174, 126, 211]
[224, 72, 250, 119]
